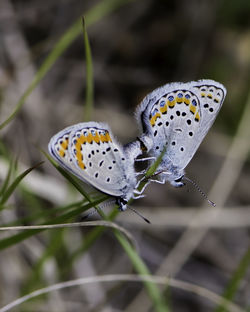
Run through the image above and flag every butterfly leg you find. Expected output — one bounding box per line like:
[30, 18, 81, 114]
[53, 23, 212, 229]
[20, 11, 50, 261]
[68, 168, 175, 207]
[135, 169, 147, 176]
[148, 178, 166, 184]
[135, 156, 156, 162]
[135, 175, 150, 188]
[132, 194, 146, 199]
[134, 180, 151, 194]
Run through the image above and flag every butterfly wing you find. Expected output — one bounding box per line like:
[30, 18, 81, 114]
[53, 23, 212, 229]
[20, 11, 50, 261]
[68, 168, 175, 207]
[136, 79, 226, 172]
[49, 122, 134, 197]
[48, 124, 78, 173]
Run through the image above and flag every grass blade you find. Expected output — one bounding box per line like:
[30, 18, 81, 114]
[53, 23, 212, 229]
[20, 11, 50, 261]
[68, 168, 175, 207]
[0, 197, 106, 251]
[0, 158, 14, 197]
[0, 162, 44, 209]
[82, 17, 94, 121]
[215, 246, 250, 312]
[0, 0, 136, 130]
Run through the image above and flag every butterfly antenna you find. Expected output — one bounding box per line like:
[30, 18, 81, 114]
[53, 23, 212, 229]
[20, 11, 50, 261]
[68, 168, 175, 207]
[183, 176, 216, 207]
[127, 206, 151, 224]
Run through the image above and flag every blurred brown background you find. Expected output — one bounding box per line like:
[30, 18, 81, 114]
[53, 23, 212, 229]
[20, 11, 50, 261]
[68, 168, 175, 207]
[0, 0, 250, 311]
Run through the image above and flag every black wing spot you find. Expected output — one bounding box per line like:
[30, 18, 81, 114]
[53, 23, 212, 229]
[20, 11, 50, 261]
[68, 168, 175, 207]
[182, 112, 186, 117]
[154, 130, 158, 137]
[99, 160, 104, 167]
[88, 154, 91, 158]
[107, 177, 110, 182]
[91, 150, 95, 155]
[156, 146, 159, 150]
[108, 166, 112, 170]
[89, 162, 92, 167]
[189, 132, 193, 137]
[95, 173, 98, 178]
[166, 121, 169, 127]
[204, 103, 209, 108]
[176, 111, 180, 116]
[157, 122, 163, 126]
[209, 108, 214, 112]
[172, 141, 176, 146]
[170, 115, 174, 120]
[187, 119, 191, 125]
[102, 151, 106, 155]
[106, 147, 111, 152]
[114, 148, 118, 152]
[180, 147, 184, 152]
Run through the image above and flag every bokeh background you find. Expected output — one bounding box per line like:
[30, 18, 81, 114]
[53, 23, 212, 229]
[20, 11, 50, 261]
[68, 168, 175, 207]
[0, 0, 250, 311]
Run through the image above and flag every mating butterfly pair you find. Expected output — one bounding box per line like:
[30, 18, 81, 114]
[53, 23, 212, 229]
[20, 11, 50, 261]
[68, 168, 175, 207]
[48, 79, 226, 211]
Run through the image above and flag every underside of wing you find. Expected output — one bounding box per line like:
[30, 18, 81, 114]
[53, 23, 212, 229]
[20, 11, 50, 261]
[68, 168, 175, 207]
[48, 125, 78, 173]
[136, 80, 226, 170]
[67, 122, 133, 197]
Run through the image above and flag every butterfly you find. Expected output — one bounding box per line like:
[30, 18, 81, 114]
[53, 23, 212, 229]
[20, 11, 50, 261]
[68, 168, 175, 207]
[135, 79, 226, 187]
[48, 122, 145, 211]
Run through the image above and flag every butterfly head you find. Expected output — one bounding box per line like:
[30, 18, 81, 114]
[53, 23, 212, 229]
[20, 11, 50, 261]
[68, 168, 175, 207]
[116, 197, 128, 211]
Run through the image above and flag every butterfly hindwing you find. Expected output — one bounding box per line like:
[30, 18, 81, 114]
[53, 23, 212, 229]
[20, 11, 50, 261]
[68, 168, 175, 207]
[48, 125, 79, 174]
[68, 122, 131, 197]
[136, 79, 226, 181]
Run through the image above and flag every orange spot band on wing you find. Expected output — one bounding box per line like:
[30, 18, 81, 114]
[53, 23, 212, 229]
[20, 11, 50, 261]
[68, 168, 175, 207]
[87, 133, 94, 143]
[59, 150, 65, 158]
[73, 137, 85, 170]
[105, 132, 112, 142]
[160, 104, 167, 113]
[150, 112, 161, 126]
[189, 105, 196, 114]
[92, 132, 100, 143]
[176, 97, 183, 104]
[100, 131, 112, 143]
[77, 160, 85, 170]
[168, 100, 175, 108]
[60, 139, 68, 150]
[195, 112, 200, 121]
